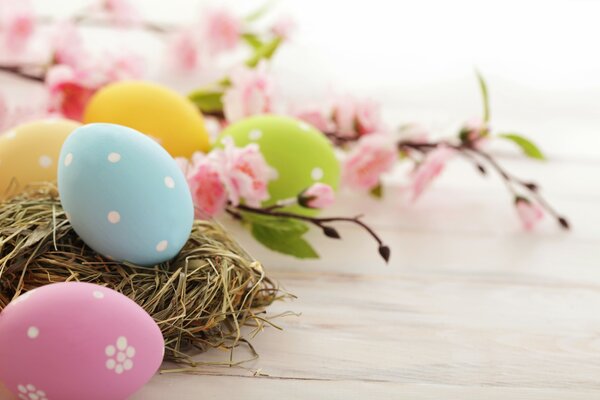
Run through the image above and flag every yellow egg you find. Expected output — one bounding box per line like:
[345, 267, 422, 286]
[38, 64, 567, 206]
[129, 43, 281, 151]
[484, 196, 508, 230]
[83, 81, 210, 158]
[0, 119, 80, 199]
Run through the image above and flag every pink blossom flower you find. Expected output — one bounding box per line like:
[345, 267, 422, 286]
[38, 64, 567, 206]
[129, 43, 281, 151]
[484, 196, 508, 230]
[332, 97, 357, 137]
[211, 137, 277, 207]
[270, 15, 296, 39]
[295, 107, 334, 133]
[0, 0, 34, 54]
[411, 146, 454, 200]
[45, 65, 97, 121]
[51, 22, 85, 68]
[343, 134, 397, 190]
[169, 28, 202, 71]
[299, 183, 335, 209]
[203, 8, 241, 55]
[355, 99, 382, 136]
[460, 116, 489, 148]
[223, 61, 275, 122]
[99, 51, 144, 81]
[332, 97, 383, 138]
[187, 158, 228, 218]
[101, 0, 141, 27]
[45, 48, 143, 121]
[515, 197, 544, 231]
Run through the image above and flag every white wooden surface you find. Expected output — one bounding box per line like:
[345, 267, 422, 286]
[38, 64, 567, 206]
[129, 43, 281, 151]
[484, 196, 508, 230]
[2, 1, 600, 399]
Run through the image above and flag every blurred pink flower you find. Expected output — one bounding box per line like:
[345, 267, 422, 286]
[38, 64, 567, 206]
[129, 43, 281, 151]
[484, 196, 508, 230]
[0, 0, 34, 54]
[460, 116, 489, 148]
[355, 99, 382, 136]
[45, 65, 97, 121]
[101, 0, 141, 26]
[332, 97, 356, 137]
[203, 8, 241, 55]
[332, 97, 383, 137]
[45, 48, 143, 121]
[515, 197, 544, 231]
[299, 183, 335, 209]
[343, 134, 396, 190]
[100, 51, 144, 81]
[223, 61, 275, 122]
[51, 22, 85, 67]
[270, 15, 296, 39]
[169, 28, 202, 71]
[187, 158, 228, 218]
[411, 146, 454, 200]
[211, 136, 277, 207]
[295, 107, 334, 133]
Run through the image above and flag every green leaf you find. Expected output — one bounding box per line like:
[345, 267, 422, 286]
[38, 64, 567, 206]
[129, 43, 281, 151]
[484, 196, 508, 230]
[245, 36, 283, 68]
[188, 88, 224, 113]
[244, 1, 273, 22]
[240, 212, 309, 234]
[369, 183, 383, 199]
[476, 70, 490, 123]
[250, 223, 319, 259]
[498, 133, 546, 160]
[241, 33, 264, 50]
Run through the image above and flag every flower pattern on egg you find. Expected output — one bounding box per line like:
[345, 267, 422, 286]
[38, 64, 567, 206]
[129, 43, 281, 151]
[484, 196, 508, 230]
[17, 384, 48, 400]
[105, 336, 135, 375]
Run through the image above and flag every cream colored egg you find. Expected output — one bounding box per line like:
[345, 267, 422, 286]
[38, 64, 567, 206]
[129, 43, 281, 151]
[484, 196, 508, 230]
[0, 119, 80, 199]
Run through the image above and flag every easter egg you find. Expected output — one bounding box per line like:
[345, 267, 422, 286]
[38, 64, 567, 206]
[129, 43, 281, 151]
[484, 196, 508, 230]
[0, 119, 80, 199]
[216, 115, 340, 215]
[0, 282, 164, 400]
[58, 123, 194, 266]
[83, 81, 210, 158]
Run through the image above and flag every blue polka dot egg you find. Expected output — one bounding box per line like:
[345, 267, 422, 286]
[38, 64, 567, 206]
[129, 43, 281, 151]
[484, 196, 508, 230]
[58, 123, 194, 266]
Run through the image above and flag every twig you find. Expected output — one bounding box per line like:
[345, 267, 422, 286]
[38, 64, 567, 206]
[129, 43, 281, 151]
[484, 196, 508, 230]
[231, 204, 391, 262]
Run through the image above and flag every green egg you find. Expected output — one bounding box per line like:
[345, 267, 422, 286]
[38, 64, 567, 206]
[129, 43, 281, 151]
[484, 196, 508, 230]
[215, 115, 340, 215]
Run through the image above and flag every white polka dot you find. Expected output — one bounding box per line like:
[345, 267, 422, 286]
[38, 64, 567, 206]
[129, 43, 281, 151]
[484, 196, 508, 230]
[299, 122, 310, 131]
[116, 352, 126, 362]
[27, 326, 39, 339]
[18, 385, 27, 393]
[107, 211, 121, 224]
[115, 365, 124, 374]
[29, 393, 39, 400]
[105, 345, 116, 356]
[311, 167, 324, 180]
[106, 359, 116, 370]
[123, 359, 133, 370]
[26, 385, 34, 391]
[93, 290, 104, 299]
[156, 240, 168, 252]
[116, 336, 127, 350]
[108, 152, 121, 163]
[126, 346, 135, 358]
[248, 129, 262, 140]
[164, 176, 175, 189]
[64, 153, 73, 166]
[38, 155, 52, 169]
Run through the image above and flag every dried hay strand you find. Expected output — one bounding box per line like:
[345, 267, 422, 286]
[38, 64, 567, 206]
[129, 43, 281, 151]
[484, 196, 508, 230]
[0, 183, 288, 367]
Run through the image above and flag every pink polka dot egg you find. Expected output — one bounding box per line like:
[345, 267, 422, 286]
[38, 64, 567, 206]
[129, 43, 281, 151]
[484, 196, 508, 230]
[0, 282, 164, 400]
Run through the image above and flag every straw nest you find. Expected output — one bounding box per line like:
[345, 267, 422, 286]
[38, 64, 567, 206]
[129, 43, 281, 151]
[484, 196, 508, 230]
[0, 183, 287, 367]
